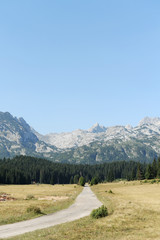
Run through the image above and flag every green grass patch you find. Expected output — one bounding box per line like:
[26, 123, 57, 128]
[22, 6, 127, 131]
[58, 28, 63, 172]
[27, 206, 42, 214]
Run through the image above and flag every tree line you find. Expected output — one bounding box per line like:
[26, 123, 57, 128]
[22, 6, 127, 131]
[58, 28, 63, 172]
[0, 156, 160, 185]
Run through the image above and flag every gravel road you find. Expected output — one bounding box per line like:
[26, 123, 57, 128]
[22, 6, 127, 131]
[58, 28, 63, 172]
[0, 185, 102, 238]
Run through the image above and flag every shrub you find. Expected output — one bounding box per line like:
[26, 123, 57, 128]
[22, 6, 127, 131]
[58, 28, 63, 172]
[151, 179, 156, 184]
[27, 206, 42, 214]
[108, 189, 113, 193]
[143, 179, 148, 183]
[91, 205, 108, 219]
[26, 194, 35, 200]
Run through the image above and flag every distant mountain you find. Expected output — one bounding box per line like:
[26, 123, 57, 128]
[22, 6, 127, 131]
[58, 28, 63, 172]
[0, 112, 58, 159]
[33, 117, 160, 163]
[139, 117, 160, 126]
[0, 112, 159, 163]
[88, 123, 107, 133]
[35, 118, 160, 154]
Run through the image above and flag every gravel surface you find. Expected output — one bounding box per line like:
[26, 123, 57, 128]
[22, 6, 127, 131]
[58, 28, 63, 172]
[0, 185, 102, 238]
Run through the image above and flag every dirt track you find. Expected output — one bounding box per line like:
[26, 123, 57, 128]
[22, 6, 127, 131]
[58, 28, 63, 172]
[0, 185, 102, 238]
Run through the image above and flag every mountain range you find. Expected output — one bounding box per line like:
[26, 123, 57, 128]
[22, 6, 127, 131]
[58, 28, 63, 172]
[0, 112, 159, 164]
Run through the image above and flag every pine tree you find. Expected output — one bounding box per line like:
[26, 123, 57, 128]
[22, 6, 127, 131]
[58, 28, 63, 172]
[79, 176, 85, 186]
[73, 175, 79, 184]
[152, 158, 157, 178]
[157, 157, 160, 178]
[136, 163, 144, 180]
[90, 176, 99, 185]
[70, 176, 74, 184]
[145, 164, 153, 179]
[40, 169, 44, 183]
[50, 174, 54, 185]
[107, 170, 114, 182]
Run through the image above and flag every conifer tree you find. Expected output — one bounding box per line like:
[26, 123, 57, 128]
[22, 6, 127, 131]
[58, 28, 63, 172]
[73, 175, 79, 184]
[79, 176, 85, 186]
[136, 163, 144, 180]
[152, 158, 157, 178]
[157, 157, 160, 178]
[145, 164, 153, 179]
[70, 176, 74, 184]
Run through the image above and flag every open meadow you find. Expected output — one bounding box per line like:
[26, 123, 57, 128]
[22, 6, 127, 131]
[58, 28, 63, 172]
[3, 180, 160, 240]
[0, 184, 82, 225]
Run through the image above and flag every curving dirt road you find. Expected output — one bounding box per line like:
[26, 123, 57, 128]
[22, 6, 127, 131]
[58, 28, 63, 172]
[0, 185, 102, 238]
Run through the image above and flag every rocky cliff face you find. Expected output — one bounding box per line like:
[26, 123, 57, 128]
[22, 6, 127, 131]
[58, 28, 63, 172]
[0, 112, 159, 163]
[36, 117, 160, 154]
[0, 112, 58, 159]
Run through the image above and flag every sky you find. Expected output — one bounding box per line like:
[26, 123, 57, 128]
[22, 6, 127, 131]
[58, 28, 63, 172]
[0, 0, 160, 134]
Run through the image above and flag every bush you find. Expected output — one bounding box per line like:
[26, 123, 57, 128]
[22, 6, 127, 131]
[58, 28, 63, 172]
[108, 189, 113, 193]
[27, 206, 42, 214]
[91, 205, 108, 219]
[151, 179, 156, 184]
[26, 194, 35, 200]
[143, 179, 148, 183]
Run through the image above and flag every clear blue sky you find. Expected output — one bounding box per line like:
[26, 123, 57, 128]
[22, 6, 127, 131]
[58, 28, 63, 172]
[0, 0, 160, 134]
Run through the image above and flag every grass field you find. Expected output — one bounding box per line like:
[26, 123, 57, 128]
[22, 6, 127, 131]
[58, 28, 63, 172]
[4, 180, 160, 240]
[0, 184, 82, 225]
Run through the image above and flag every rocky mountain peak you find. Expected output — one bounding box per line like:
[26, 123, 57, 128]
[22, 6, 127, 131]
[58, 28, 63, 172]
[88, 123, 107, 133]
[139, 117, 160, 126]
[18, 117, 31, 132]
[0, 111, 13, 121]
[0, 111, 160, 163]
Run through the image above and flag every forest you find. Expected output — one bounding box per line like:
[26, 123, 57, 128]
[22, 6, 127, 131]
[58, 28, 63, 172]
[0, 155, 159, 185]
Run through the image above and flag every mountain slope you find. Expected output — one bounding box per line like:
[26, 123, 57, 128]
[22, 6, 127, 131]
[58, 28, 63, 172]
[34, 117, 160, 163]
[0, 112, 159, 163]
[50, 139, 157, 164]
[0, 112, 58, 159]
[36, 118, 160, 155]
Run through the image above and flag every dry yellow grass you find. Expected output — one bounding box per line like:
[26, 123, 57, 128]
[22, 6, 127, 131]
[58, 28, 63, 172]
[0, 184, 82, 225]
[5, 180, 160, 240]
[91, 181, 160, 239]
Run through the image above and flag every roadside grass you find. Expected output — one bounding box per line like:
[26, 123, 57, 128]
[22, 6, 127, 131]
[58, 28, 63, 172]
[4, 180, 160, 240]
[0, 184, 82, 225]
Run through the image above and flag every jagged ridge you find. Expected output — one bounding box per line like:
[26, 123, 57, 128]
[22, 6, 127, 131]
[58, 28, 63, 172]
[0, 112, 159, 163]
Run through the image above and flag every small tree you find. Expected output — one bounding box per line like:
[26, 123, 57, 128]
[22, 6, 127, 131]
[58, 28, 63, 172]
[157, 157, 160, 178]
[79, 176, 85, 186]
[90, 176, 99, 186]
[73, 175, 79, 184]
[136, 163, 144, 180]
[70, 176, 74, 184]
[145, 164, 154, 179]
[107, 170, 114, 182]
[152, 158, 157, 178]
[50, 174, 54, 185]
